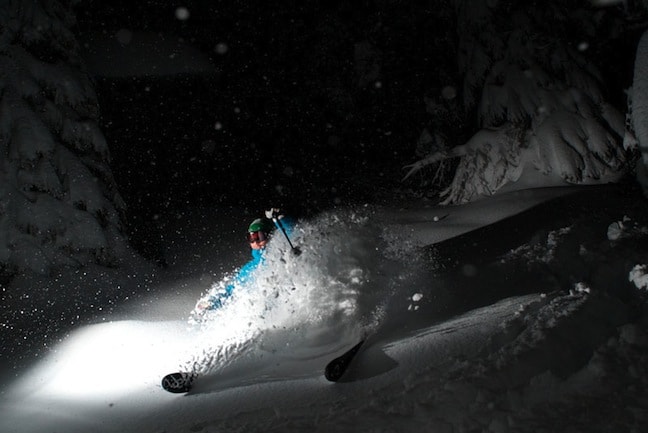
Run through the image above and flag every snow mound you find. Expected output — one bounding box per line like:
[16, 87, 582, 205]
[629, 264, 648, 290]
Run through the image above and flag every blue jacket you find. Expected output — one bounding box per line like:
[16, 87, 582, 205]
[204, 217, 295, 310]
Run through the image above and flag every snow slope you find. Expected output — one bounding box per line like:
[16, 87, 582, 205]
[1, 184, 648, 433]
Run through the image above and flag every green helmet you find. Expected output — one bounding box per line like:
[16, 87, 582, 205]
[248, 218, 273, 233]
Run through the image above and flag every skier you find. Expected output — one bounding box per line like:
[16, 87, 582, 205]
[191, 208, 296, 317]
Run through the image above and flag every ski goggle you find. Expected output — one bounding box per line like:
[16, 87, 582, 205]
[247, 230, 267, 244]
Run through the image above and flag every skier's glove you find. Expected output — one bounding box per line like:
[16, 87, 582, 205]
[265, 208, 284, 220]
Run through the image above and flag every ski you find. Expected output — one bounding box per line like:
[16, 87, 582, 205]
[324, 339, 365, 382]
[161, 372, 197, 393]
[163, 337, 367, 390]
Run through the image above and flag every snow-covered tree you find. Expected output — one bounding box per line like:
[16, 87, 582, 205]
[0, 0, 131, 280]
[405, 0, 630, 204]
[630, 29, 648, 196]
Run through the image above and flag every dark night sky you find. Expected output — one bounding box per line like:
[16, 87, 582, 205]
[73, 0, 441, 208]
[71, 0, 455, 260]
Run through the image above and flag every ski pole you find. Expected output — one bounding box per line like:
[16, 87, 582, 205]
[270, 214, 301, 255]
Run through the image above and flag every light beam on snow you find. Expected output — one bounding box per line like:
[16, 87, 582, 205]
[14, 320, 196, 400]
[9, 210, 399, 401]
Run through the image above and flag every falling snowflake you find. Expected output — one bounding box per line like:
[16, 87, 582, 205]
[175, 7, 190, 20]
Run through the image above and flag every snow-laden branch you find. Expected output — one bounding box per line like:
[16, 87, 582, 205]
[630, 29, 648, 195]
[406, 3, 630, 204]
[530, 109, 626, 182]
[403, 148, 461, 182]
[438, 126, 524, 204]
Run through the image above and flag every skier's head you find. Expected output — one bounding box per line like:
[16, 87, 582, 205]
[247, 218, 274, 250]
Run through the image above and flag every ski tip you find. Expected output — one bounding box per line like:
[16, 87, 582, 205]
[161, 372, 196, 394]
[324, 360, 346, 382]
[324, 339, 366, 382]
